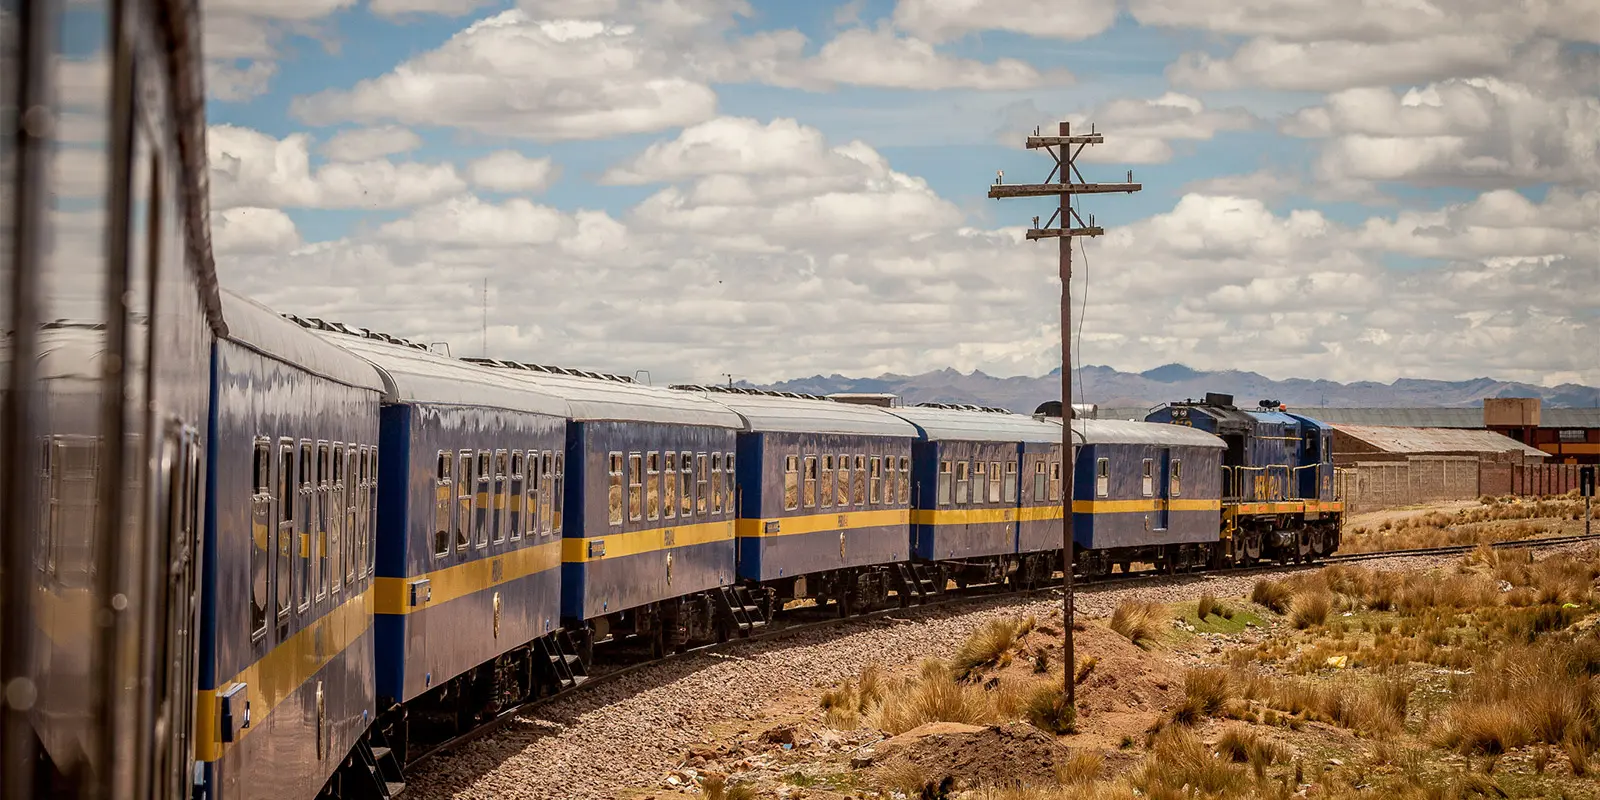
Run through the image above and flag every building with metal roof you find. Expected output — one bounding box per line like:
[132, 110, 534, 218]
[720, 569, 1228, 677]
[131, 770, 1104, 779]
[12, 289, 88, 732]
[1331, 424, 1547, 463]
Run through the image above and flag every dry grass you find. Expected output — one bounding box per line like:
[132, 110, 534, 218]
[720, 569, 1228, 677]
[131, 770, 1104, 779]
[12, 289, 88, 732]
[1289, 590, 1333, 629]
[1251, 579, 1293, 613]
[1109, 600, 1164, 648]
[1197, 592, 1218, 619]
[1433, 701, 1531, 756]
[869, 660, 994, 735]
[698, 774, 756, 800]
[1056, 751, 1103, 784]
[1133, 727, 1252, 796]
[1170, 667, 1231, 726]
[953, 617, 1026, 678]
[1023, 683, 1077, 735]
[1342, 497, 1597, 554]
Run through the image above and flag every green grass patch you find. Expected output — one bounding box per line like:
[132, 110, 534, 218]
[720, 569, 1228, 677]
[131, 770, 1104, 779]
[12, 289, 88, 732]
[1180, 602, 1265, 635]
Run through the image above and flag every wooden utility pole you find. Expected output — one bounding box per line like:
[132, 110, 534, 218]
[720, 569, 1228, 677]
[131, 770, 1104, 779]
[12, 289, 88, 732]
[988, 121, 1140, 706]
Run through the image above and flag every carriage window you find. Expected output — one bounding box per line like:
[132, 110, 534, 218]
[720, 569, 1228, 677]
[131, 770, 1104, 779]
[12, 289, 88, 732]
[883, 456, 896, 506]
[802, 456, 816, 508]
[365, 447, 378, 576]
[852, 455, 866, 506]
[1050, 460, 1062, 501]
[1172, 459, 1182, 497]
[510, 451, 525, 541]
[987, 461, 1002, 503]
[331, 444, 346, 593]
[1003, 461, 1018, 501]
[664, 452, 678, 519]
[628, 453, 643, 522]
[899, 457, 911, 504]
[251, 440, 271, 639]
[438, 452, 457, 557]
[1142, 458, 1154, 497]
[837, 454, 851, 507]
[1034, 459, 1047, 501]
[493, 450, 509, 544]
[955, 461, 970, 504]
[869, 457, 882, 505]
[726, 453, 735, 513]
[1095, 458, 1110, 498]
[784, 455, 799, 511]
[820, 455, 834, 508]
[527, 451, 542, 537]
[972, 461, 986, 503]
[454, 450, 471, 549]
[680, 452, 693, 518]
[551, 454, 564, 533]
[315, 443, 330, 601]
[607, 452, 622, 526]
[277, 442, 294, 624]
[297, 442, 312, 611]
[347, 448, 361, 582]
[937, 460, 952, 505]
[647, 452, 661, 521]
[474, 451, 491, 548]
[696, 453, 709, 515]
[712, 453, 725, 515]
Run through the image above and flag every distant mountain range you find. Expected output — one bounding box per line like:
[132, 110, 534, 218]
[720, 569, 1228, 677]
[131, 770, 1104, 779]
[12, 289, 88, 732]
[754, 364, 1600, 414]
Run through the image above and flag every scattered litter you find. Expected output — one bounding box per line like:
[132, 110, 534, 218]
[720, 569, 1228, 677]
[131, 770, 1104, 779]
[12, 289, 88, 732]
[1325, 655, 1348, 669]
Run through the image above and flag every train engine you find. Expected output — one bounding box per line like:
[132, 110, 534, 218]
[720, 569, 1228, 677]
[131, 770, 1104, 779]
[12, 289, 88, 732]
[1146, 393, 1342, 564]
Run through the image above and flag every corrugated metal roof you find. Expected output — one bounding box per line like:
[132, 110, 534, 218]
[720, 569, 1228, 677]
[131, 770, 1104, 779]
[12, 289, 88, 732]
[221, 291, 384, 392]
[1333, 424, 1548, 457]
[887, 407, 1063, 443]
[686, 391, 919, 437]
[311, 332, 571, 417]
[1044, 417, 1228, 448]
[1298, 408, 1484, 428]
[1543, 409, 1600, 428]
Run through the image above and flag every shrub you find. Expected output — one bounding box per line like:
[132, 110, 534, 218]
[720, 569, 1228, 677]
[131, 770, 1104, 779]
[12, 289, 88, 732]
[1134, 728, 1250, 796]
[868, 661, 994, 735]
[1074, 656, 1098, 685]
[953, 618, 1022, 678]
[698, 775, 756, 800]
[1434, 702, 1531, 756]
[1251, 579, 1293, 613]
[1171, 668, 1230, 726]
[1056, 750, 1103, 784]
[1109, 600, 1164, 648]
[1289, 591, 1333, 629]
[1197, 592, 1217, 619]
[1024, 683, 1077, 735]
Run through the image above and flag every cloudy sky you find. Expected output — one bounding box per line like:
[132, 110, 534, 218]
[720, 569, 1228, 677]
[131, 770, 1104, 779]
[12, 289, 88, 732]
[203, 0, 1600, 388]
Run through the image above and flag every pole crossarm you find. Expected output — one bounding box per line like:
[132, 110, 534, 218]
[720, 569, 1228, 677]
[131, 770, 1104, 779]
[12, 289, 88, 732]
[1026, 134, 1105, 147]
[987, 182, 1142, 199]
[1026, 227, 1104, 240]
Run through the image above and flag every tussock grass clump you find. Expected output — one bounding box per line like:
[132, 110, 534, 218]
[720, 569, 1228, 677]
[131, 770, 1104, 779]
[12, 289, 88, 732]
[1215, 725, 1287, 778]
[698, 775, 756, 800]
[1251, 579, 1293, 613]
[1133, 728, 1250, 796]
[1433, 701, 1530, 756]
[1289, 590, 1333, 629]
[1170, 668, 1230, 726]
[953, 618, 1025, 678]
[1023, 683, 1077, 735]
[1056, 751, 1103, 785]
[1074, 655, 1098, 685]
[1197, 592, 1218, 619]
[1109, 600, 1164, 648]
[868, 660, 994, 735]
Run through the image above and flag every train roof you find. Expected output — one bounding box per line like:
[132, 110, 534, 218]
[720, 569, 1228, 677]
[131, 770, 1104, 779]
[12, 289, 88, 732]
[220, 291, 384, 392]
[885, 406, 1063, 443]
[1249, 410, 1302, 427]
[461, 361, 742, 428]
[670, 387, 919, 437]
[303, 331, 570, 418]
[1059, 418, 1228, 448]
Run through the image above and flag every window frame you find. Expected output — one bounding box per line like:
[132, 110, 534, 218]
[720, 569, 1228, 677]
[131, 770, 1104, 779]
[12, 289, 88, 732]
[628, 452, 644, 523]
[696, 453, 709, 516]
[1096, 458, 1110, 498]
[836, 453, 850, 507]
[607, 451, 623, 527]
[1003, 461, 1017, 502]
[276, 440, 294, 626]
[509, 451, 525, 542]
[434, 450, 453, 558]
[784, 455, 800, 511]
[819, 455, 834, 508]
[296, 440, 312, 613]
[852, 455, 866, 506]
[987, 460, 1001, 503]
[1172, 458, 1182, 497]
[646, 451, 661, 521]
[711, 452, 725, 515]
[937, 460, 952, 506]
[802, 455, 817, 509]
[1142, 458, 1155, 498]
[1033, 458, 1047, 502]
[250, 438, 271, 640]
[456, 449, 473, 551]
[955, 460, 970, 505]
[898, 456, 910, 504]
[316, 441, 330, 602]
[663, 452, 677, 520]
[679, 451, 693, 518]
[869, 456, 882, 505]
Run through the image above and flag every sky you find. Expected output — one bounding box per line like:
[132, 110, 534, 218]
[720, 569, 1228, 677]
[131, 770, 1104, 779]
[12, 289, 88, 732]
[200, 0, 1600, 388]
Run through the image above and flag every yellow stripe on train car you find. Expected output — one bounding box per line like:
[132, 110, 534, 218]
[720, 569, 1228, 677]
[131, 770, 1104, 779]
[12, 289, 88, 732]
[733, 509, 909, 538]
[914, 499, 1221, 525]
[371, 539, 562, 615]
[560, 519, 736, 563]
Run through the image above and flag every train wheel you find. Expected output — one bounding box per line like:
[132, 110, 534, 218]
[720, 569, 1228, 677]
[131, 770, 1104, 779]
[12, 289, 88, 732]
[1296, 530, 1313, 562]
[1311, 528, 1328, 557]
[1242, 532, 1262, 564]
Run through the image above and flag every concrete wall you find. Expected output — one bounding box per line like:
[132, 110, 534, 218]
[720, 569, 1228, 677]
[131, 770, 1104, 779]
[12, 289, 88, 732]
[1336, 455, 1482, 514]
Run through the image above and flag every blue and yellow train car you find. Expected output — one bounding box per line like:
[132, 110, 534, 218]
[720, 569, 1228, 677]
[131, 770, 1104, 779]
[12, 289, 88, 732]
[889, 405, 1062, 587]
[199, 292, 384, 798]
[672, 386, 920, 613]
[297, 325, 572, 757]
[464, 360, 743, 654]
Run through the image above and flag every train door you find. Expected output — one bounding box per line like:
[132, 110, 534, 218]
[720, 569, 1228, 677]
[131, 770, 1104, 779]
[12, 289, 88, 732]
[1220, 435, 1244, 500]
[1155, 449, 1170, 531]
[146, 422, 201, 800]
[1298, 427, 1321, 500]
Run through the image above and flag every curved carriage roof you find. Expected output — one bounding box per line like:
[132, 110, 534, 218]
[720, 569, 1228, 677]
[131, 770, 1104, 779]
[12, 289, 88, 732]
[672, 388, 919, 437]
[220, 291, 383, 392]
[1045, 417, 1226, 448]
[461, 361, 742, 428]
[307, 332, 570, 418]
[885, 406, 1063, 443]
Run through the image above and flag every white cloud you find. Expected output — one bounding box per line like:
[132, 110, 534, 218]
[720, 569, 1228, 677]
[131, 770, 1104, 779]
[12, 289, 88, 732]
[1048, 93, 1258, 164]
[321, 126, 425, 162]
[212, 207, 304, 255]
[370, 0, 494, 17]
[602, 117, 866, 184]
[208, 124, 467, 210]
[206, 61, 279, 103]
[892, 0, 1118, 43]
[202, 0, 357, 102]
[1352, 188, 1599, 261]
[1167, 35, 1512, 92]
[291, 12, 719, 140]
[467, 151, 560, 193]
[1128, 0, 1600, 44]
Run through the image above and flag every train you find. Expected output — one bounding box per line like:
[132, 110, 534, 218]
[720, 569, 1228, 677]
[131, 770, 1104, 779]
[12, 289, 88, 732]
[0, 2, 1342, 797]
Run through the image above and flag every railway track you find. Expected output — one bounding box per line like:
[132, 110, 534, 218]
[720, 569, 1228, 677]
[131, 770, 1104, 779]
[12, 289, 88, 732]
[405, 532, 1600, 774]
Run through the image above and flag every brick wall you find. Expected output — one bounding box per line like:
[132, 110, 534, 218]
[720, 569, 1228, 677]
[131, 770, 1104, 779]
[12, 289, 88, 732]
[1337, 456, 1483, 514]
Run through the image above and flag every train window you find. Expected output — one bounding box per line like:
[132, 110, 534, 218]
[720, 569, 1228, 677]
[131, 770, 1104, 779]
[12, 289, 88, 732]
[435, 452, 453, 557]
[298, 442, 313, 612]
[628, 453, 644, 522]
[696, 453, 709, 516]
[937, 461, 952, 505]
[1141, 459, 1154, 497]
[1171, 459, 1182, 497]
[664, 452, 678, 519]
[607, 452, 622, 526]
[679, 452, 693, 518]
[277, 442, 294, 627]
[1095, 458, 1109, 497]
[457, 449, 473, 550]
[551, 454, 564, 533]
[870, 457, 882, 505]
[883, 457, 896, 506]
[365, 447, 379, 577]
[852, 455, 866, 506]
[820, 455, 834, 508]
[493, 451, 509, 544]
[1003, 461, 1018, 501]
[528, 451, 542, 537]
[971, 461, 986, 504]
[1034, 460, 1047, 502]
[801, 456, 816, 509]
[836, 454, 850, 507]
[899, 457, 911, 504]
[1050, 460, 1062, 501]
[988, 461, 1002, 503]
[784, 455, 799, 511]
[347, 448, 360, 584]
[726, 453, 736, 512]
[955, 461, 970, 504]
[712, 453, 725, 515]
[316, 443, 330, 601]
[510, 452, 525, 542]
[332, 444, 346, 594]
[647, 452, 661, 521]
[251, 440, 271, 640]
[474, 451, 491, 548]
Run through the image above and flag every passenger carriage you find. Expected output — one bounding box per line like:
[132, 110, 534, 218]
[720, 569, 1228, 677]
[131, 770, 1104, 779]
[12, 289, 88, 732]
[293, 323, 574, 763]
[671, 386, 924, 614]
[199, 292, 385, 799]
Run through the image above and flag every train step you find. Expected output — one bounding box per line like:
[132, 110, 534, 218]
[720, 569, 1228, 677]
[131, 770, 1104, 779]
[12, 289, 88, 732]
[352, 728, 407, 799]
[715, 586, 767, 636]
[894, 563, 939, 605]
[535, 631, 590, 690]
